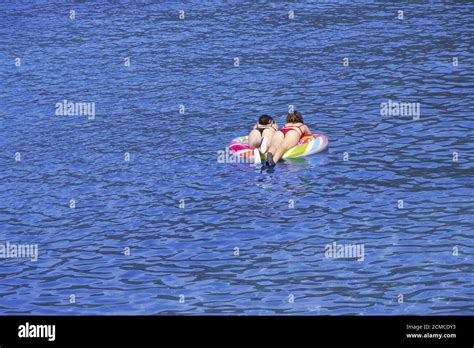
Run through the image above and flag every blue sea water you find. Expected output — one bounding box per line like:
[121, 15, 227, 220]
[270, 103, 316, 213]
[0, 1, 473, 315]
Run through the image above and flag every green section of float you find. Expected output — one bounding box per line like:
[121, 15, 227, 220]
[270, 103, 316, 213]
[283, 142, 309, 158]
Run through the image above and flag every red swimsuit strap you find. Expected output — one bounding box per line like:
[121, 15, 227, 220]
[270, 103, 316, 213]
[282, 124, 305, 135]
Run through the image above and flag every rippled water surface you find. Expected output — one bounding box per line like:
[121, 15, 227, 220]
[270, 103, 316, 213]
[0, 1, 473, 315]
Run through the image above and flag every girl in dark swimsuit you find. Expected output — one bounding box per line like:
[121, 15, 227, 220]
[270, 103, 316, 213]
[264, 111, 311, 169]
[248, 114, 278, 153]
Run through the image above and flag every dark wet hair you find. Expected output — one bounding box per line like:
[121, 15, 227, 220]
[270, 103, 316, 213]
[287, 110, 304, 124]
[258, 114, 274, 125]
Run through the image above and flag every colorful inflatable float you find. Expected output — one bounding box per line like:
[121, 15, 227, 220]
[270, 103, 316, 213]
[229, 133, 329, 160]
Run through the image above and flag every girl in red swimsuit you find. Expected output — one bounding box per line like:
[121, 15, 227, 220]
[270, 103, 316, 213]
[264, 110, 311, 169]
